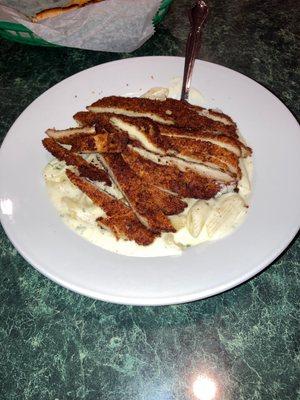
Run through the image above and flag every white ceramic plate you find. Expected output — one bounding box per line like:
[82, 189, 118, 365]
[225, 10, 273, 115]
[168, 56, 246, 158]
[1, 56, 299, 305]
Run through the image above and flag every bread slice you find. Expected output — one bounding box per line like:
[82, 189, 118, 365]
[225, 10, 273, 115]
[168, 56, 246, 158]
[31, 0, 102, 22]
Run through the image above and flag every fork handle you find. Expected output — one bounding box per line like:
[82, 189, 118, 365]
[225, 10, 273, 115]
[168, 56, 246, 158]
[180, 1, 209, 102]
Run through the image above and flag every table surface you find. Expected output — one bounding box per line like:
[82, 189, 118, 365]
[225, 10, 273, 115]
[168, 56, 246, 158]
[0, 1, 299, 399]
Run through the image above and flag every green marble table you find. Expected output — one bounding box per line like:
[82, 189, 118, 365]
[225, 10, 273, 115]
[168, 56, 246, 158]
[0, 1, 299, 399]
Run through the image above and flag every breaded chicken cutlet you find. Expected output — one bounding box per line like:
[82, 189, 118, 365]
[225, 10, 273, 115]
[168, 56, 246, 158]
[158, 124, 251, 157]
[66, 170, 157, 245]
[99, 153, 176, 233]
[43, 138, 111, 185]
[108, 115, 241, 178]
[46, 126, 96, 143]
[122, 146, 223, 199]
[72, 112, 241, 182]
[87, 96, 238, 137]
[69, 131, 128, 153]
[43, 93, 252, 246]
[47, 126, 127, 153]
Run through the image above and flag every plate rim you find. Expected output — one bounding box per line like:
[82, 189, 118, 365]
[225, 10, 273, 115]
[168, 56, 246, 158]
[1, 56, 300, 306]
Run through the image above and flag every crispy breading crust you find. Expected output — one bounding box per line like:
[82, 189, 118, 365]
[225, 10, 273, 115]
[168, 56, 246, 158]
[66, 170, 126, 216]
[167, 136, 241, 178]
[109, 115, 240, 177]
[157, 124, 252, 157]
[111, 115, 168, 152]
[206, 109, 236, 125]
[73, 111, 101, 126]
[42, 138, 111, 185]
[122, 146, 223, 199]
[46, 126, 96, 144]
[99, 153, 176, 233]
[186, 104, 237, 126]
[66, 170, 156, 245]
[74, 111, 250, 159]
[94, 114, 124, 133]
[73, 111, 123, 131]
[89, 96, 238, 137]
[140, 183, 187, 216]
[70, 131, 128, 153]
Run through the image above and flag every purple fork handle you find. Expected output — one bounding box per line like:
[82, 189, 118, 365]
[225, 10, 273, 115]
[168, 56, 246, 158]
[180, 1, 209, 102]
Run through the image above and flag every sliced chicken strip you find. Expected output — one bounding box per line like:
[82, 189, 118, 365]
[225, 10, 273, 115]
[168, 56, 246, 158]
[166, 136, 241, 178]
[73, 111, 124, 134]
[110, 115, 167, 154]
[140, 185, 187, 215]
[69, 131, 128, 153]
[87, 96, 238, 137]
[122, 146, 224, 199]
[187, 104, 237, 126]
[110, 115, 240, 178]
[46, 126, 96, 144]
[42, 138, 111, 185]
[66, 170, 156, 245]
[158, 125, 252, 157]
[73, 111, 102, 127]
[132, 146, 236, 185]
[98, 153, 176, 233]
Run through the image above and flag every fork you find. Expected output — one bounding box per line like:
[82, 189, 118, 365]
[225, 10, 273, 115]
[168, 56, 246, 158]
[180, 0, 209, 102]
